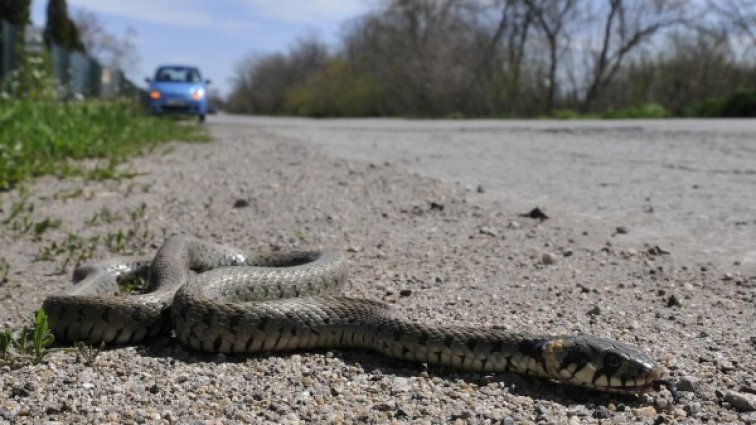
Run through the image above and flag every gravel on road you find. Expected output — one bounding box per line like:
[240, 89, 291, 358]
[1, 117, 754, 424]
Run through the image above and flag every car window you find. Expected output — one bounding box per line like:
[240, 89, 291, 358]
[155, 67, 202, 83]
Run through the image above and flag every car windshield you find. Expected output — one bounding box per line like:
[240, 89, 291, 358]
[155, 67, 201, 83]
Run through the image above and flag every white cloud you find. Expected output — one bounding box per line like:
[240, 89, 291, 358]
[69, 0, 372, 30]
[70, 0, 217, 29]
[242, 0, 373, 24]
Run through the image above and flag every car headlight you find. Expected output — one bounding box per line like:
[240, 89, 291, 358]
[191, 88, 205, 100]
[149, 90, 161, 100]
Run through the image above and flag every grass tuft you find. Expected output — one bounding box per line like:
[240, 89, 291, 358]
[0, 98, 208, 191]
[0, 309, 56, 368]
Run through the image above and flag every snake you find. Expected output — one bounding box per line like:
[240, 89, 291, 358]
[43, 235, 663, 394]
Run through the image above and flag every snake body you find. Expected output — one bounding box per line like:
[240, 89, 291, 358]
[43, 235, 662, 393]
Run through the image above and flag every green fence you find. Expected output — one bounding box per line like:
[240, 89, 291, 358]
[1, 19, 142, 98]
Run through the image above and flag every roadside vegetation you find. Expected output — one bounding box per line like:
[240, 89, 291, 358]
[0, 52, 207, 192]
[226, 0, 756, 119]
[0, 309, 55, 368]
[1, 3, 205, 366]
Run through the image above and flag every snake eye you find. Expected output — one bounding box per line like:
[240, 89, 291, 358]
[604, 353, 622, 369]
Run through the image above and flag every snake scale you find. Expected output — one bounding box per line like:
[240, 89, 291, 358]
[43, 235, 662, 393]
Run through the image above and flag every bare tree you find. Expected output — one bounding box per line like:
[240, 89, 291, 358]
[224, 0, 756, 117]
[227, 38, 329, 114]
[343, 0, 489, 115]
[73, 9, 139, 74]
[453, 0, 537, 115]
[579, 0, 687, 111]
[707, 0, 756, 46]
[523, 0, 576, 113]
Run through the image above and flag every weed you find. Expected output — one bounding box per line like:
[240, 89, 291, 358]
[0, 257, 8, 283]
[32, 217, 62, 240]
[54, 187, 84, 200]
[84, 158, 142, 182]
[0, 329, 12, 358]
[38, 203, 151, 272]
[119, 275, 149, 294]
[2, 187, 34, 233]
[88, 206, 121, 226]
[1, 187, 61, 238]
[36, 233, 99, 274]
[30, 309, 55, 364]
[76, 341, 105, 366]
[0, 309, 55, 368]
[102, 203, 151, 255]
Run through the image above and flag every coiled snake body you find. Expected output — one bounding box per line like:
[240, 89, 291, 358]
[43, 235, 662, 393]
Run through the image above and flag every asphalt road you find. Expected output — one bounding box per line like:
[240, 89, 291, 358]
[215, 115, 756, 268]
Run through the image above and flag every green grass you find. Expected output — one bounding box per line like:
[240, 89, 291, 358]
[550, 103, 669, 120]
[0, 98, 208, 191]
[0, 309, 55, 368]
[601, 103, 670, 119]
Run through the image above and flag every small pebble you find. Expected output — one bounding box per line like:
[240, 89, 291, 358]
[676, 376, 700, 393]
[520, 207, 549, 220]
[666, 294, 682, 308]
[391, 377, 411, 394]
[542, 252, 558, 265]
[724, 390, 756, 411]
[684, 402, 701, 416]
[479, 226, 498, 237]
[648, 246, 670, 256]
[632, 406, 657, 418]
[592, 406, 611, 419]
[586, 305, 601, 316]
[232, 198, 249, 208]
[429, 201, 444, 211]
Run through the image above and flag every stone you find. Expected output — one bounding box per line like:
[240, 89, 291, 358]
[676, 376, 700, 393]
[542, 252, 558, 265]
[725, 390, 756, 412]
[232, 199, 249, 208]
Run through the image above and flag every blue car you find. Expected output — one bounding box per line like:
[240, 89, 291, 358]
[146, 65, 210, 122]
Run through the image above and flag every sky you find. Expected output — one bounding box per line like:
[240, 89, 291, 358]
[30, 0, 375, 96]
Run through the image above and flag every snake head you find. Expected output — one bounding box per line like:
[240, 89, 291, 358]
[540, 336, 663, 394]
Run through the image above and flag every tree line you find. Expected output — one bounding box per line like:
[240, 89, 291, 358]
[226, 0, 756, 118]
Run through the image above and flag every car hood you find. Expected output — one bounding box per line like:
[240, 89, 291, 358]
[150, 81, 203, 95]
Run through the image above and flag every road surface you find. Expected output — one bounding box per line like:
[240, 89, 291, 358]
[215, 115, 756, 267]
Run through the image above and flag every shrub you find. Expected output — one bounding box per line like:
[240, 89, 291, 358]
[719, 90, 756, 117]
[284, 60, 384, 117]
[601, 103, 670, 119]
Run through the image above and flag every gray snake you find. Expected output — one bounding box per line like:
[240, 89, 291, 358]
[43, 235, 662, 394]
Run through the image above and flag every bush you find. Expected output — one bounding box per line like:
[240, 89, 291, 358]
[684, 90, 756, 117]
[284, 60, 384, 117]
[720, 90, 756, 117]
[601, 103, 670, 119]
[684, 97, 725, 117]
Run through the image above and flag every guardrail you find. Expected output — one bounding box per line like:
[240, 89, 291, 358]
[1, 19, 142, 98]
